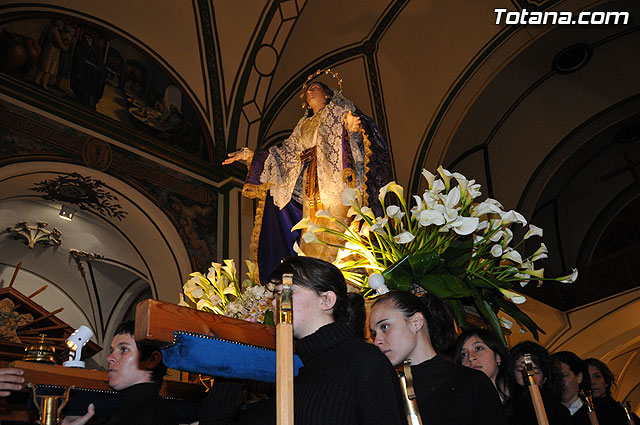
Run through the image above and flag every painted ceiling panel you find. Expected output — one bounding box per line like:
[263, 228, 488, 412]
[13, 0, 207, 114]
[213, 0, 270, 112]
[268, 0, 391, 106]
[377, 0, 510, 189]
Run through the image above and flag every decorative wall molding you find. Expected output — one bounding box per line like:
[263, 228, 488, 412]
[6, 221, 62, 249]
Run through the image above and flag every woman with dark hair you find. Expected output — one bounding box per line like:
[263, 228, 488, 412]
[551, 351, 591, 425]
[455, 329, 515, 404]
[509, 341, 571, 425]
[585, 358, 639, 425]
[199, 257, 405, 425]
[369, 291, 507, 425]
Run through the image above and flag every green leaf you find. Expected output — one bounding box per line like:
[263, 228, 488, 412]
[473, 295, 507, 346]
[407, 252, 443, 276]
[382, 255, 413, 291]
[493, 296, 545, 341]
[446, 298, 467, 329]
[262, 310, 275, 327]
[416, 274, 473, 299]
[442, 236, 473, 275]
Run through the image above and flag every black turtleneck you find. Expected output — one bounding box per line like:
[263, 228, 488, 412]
[103, 382, 179, 425]
[200, 321, 406, 425]
[410, 355, 508, 425]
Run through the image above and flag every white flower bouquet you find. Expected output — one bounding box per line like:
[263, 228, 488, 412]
[179, 259, 275, 325]
[294, 166, 577, 344]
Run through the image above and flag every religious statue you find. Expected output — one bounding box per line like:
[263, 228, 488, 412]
[224, 70, 392, 282]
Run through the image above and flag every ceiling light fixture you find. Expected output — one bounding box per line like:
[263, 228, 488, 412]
[59, 205, 77, 221]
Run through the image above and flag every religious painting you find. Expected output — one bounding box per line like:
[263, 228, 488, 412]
[0, 15, 210, 160]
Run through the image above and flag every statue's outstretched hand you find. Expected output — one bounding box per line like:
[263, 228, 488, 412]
[222, 148, 253, 165]
[345, 111, 362, 133]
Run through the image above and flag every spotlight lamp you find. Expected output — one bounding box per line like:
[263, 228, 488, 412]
[64, 325, 93, 368]
[59, 205, 77, 221]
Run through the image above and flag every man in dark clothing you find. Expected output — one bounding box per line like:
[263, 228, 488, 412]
[62, 320, 179, 425]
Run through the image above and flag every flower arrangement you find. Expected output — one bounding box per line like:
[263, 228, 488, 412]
[294, 166, 577, 344]
[179, 259, 275, 325]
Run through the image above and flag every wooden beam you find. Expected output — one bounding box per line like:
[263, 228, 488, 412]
[135, 299, 276, 349]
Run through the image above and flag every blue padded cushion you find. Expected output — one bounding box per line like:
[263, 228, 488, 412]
[161, 332, 303, 383]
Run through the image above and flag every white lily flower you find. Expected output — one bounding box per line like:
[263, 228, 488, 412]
[189, 286, 204, 298]
[501, 210, 527, 226]
[207, 263, 222, 281]
[501, 289, 527, 304]
[445, 186, 461, 208]
[499, 317, 514, 329]
[473, 234, 484, 244]
[451, 216, 480, 235]
[472, 201, 503, 217]
[394, 231, 415, 244]
[386, 205, 401, 217]
[503, 228, 513, 246]
[178, 293, 189, 307]
[524, 224, 543, 240]
[484, 198, 504, 209]
[558, 268, 578, 283]
[467, 179, 482, 199]
[502, 249, 523, 264]
[491, 245, 503, 257]
[431, 179, 446, 193]
[489, 230, 504, 242]
[292, 241, 306, 256]
[315, 209, 332, 219]
[419, 209, 445, 227]
[292, 217, 311, 231]
[197, 299, 214, 311]
[421, 169, 436, 189]
[378, 182, 404, 206]
[359, 221, 371, 236]
[531, 243, 548, 262]
[437, 166, 453, 190]
[476, 220, 489, 231]
[342, 188, 359, 206]
[302, 230, 320, 243]
[523, 268, 544, 279]
[370, 216, 389, 235]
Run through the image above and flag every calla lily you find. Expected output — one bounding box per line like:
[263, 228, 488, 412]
[292, 241, 306, 256]
[523, 268, 544, 279]
[411, 195, 424, 219]
[207, 262, 222, 281]
[178, 293, 189, 307]
[491, 245, 503, 257]
[342, 188, 359, 206]
[437, 166, 453, 190]
[302, 230, 320, 243]
[472, 201, 503, 217]
[315, 209, 332, 219]
[292, 217, 311, 231]
[558, 268, 578, 283]
[502, 228, 513, 246]
[502, 249, 523, 264]
[378, 182, 404, 206]
[490, 230, 504, 243]
[531, 243, 548, 262]
[394, 231, 415, 244]
[499, 317, 514, 329]
[189, 286, 204, 298]
[419, 209, 445, 227]
[450, 216, 480, 235]
[467, 179, 482, 199]
[370, 216, 389, 235]
[501, 210, 527, 226]
[421, 169, 436, 189]
[501, 289, 527, 304]
[524, 224, 543, 239]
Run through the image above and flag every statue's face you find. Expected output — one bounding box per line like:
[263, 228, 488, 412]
[306, 83, 328, 110]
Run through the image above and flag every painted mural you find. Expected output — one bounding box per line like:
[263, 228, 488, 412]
[0, 16, 210, 159]
[0, 99, 217, 271]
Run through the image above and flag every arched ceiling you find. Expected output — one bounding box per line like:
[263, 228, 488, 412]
[1, 0, 639, 389]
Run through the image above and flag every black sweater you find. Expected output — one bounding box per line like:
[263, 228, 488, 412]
[103, 382, 179, 425]
[410, 355, 509, 425]
[200, 321, 406, 425]
[593, 396, 639, 425]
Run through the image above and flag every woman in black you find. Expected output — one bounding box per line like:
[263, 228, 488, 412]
[199, 257, 406, 425]
[585, 358, 640, 425]
[369, 291, 508, 425]
[509, 341, 572, 425]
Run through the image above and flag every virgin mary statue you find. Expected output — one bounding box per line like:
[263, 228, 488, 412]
[224, 71, 392, 282]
